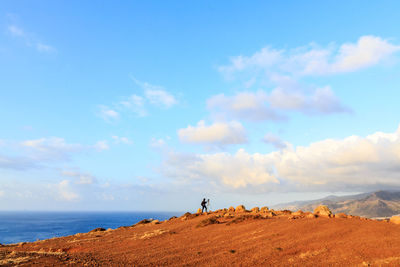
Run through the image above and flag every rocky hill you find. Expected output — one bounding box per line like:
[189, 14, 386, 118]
[273, 190, 400, 218]
[3, 206, 400, 266]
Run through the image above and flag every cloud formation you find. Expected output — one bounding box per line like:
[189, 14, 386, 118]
[165, 124, 400, 192]
[178, 120, 247, 146]
[207, 91, 283, 121]
[219, 35, 400, 78]
[207, 86, 349, 122]
[98, 78, 178, 121]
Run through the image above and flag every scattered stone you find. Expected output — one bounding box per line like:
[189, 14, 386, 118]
[292, 210, 304, 216]
[169, 216, 178, 220]
[251, 207, 260, 213]
[89, 227, 106, 233]
[134, 219, 153, 226]
[228, 206, 235, 212]
[229, 249, 236, 253]
[336, 213, 347, 218]
[151, 220, 160, 224]
[390, 215, 400, 225]
[313, 205, 332, 217]
[196, 216, 219, 227]
[235, 205, 246, 212]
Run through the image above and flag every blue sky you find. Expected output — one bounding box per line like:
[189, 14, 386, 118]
[1, 1, 400, 211]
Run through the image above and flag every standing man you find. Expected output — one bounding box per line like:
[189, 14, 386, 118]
[201, 198, 207, 213]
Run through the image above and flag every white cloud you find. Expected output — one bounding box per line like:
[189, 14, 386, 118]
[164, 124, 400, 192]
[21, 137, 84, 160]
[262, 133, 287, 150]
[269, 86, 350, 114]
[94, 140, 109, 151]
[145, 89, 178, 108]
[207, 91, 283, 121]
[7, 24, 55, 53]
[131, 77, 178, 108]
[207, 86, 349, 121]
[99, 105, 119, 121]
[112, 136, 133, 145]
[150, 138, 168, 149]
[119, 94, 147, 117]
[163, 149, 278, 188]
[61, 170, 97, 185]
[219, 35, 400, 78]
[58, 180, 80, 201]
[178, 120, 247, 145]
[7, 25, 24, 36]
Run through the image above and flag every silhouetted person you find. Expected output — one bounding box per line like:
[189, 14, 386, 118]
[201, 198, 207, 213]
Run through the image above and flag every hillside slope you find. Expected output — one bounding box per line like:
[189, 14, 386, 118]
[2, 208, 400, 266]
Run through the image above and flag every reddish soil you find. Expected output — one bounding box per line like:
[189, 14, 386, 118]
[2, 209, 400, 266]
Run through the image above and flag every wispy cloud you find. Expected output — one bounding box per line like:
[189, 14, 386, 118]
[6, 24, 56, 53]
[132, 77, 178, 108]
[98, 77, 178, 122]
[219, 35, 400, 78]
[178, 120, 247, 146]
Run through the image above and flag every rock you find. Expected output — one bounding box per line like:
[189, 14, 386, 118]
[236, 205, 246, 212]
[390, 215, 400, 225]
[260, 206, 269, 213]
[151, 220, 160, 224]
[251, 207, 260, 213]
[336, 213, 347, 218]
[228, 206, 235, 212]
[197, 208, 202, 213]
[292, 210, 304, 216]
[313, 205, 332, 217]
[306, 213, 316, 218]
[90, 227, 106, 232]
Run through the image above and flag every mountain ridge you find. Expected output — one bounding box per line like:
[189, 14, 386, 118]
[272, 190, 400, 218]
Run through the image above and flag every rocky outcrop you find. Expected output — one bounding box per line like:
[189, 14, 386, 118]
[335, 213, 347, 218]
[260, 207, 269, 213]
[251, 207, 260, 213]
[197, 208, 202, 213]
[235, 205, 246, 212]
[390, 215, 400, 224]
[228, 206, 235, 212]
[313, 205, 332, 217]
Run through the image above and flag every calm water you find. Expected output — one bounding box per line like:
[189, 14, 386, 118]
[0, 211, 180, 244]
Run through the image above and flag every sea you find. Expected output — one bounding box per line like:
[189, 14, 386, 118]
[0, 211, 181, 244]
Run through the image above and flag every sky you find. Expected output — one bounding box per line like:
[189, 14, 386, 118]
[1, 1, 400, 211]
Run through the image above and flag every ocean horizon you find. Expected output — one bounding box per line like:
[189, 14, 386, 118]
[0, 211, 182, 244]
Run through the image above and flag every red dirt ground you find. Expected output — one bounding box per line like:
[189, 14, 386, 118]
[1, 209, 400, 266]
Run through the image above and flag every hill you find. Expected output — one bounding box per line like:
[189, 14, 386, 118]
[2, 207, 400, 266]
[273, 190, 400, 218]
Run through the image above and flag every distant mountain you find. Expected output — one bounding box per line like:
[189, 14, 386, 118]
[272, 191, 400, 218]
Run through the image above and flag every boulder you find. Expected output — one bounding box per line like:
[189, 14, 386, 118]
[390, 215, 400, 225]
[151, 220, 160, 224]
[292, 210, 304, 216]
[313, 205, 332, 217]
[335, 213, 347, 218]
[197, 208, 202, 213]
[306, 213, 316, 218]
[235, 205, 246, 212]
[228, 206, 235, 212]
[251, 207, 260, 213]
[90, 227, 106, 233]
[260, 206, 269, 213]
